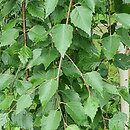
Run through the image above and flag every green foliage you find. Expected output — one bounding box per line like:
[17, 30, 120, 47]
[41, 110, 61, 130]
[109, 112, 127, 130]
[0, 0, 129, 129]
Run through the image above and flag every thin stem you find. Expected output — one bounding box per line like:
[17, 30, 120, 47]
[56, 1, 73, 129]
[22, 0, 29, 80]
[65, 54, 91, 95]
[108, 0, 111, 36]
[22, 0, 27, 47]
[66, 0, 73, 25]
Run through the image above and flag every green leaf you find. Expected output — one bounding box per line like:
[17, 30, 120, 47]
[80, 0, 95, 12]
[102, 35, 120, 60]
[40, 48, 59, 69]
[44, 0, 59, 18]
[28, 25, 47, 43]
[109, 112, 127, 130]
[27, 2, 44, 20]
[52, 24, 73, 57]
[66, 102, 89, 126]
[70, 6, 92, 36]
[0, 113, 7, 128]
[18, 47, 32, 65]
[84, 96, 99, 122]
[28, 48, 58, 69]
[116, 27, 130, 47]
[0, 29, 19, 47]
[62, 60, 80, 78]
[61, 89, 81, 103]
[118, 88, 130, 104]
[116, 13, 130, 29]
[0, 96, 14, 110]
[28, 48, 42, 68]
[103, 81, 119, 95]
[1, 0, 16, 17]
[11, 110, 33, 129]
[0, 74, 14, 90]
[39, 79, 58, 107]
[66, 124, 80, 130]
[15, 80, 33, 95]
[84, 71, 103, 95]
[113, 54, 130, 70]
[41, 110, 61, 130]
[16, 94, 32, 114]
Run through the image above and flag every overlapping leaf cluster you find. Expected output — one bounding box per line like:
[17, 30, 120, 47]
[0, 0, 130, 130]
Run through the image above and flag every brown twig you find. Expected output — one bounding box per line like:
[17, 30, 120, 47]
[56, 1, 73, 129]
[22, 0, 29, 80]
[22, 0, 27, 47]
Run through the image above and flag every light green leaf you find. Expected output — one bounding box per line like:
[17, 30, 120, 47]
[45, 0, 59, 18]
[84, 71, 103, 95]
[61, 89, 81, 103]
[0, 113, 7, 128]
[16, 95, 32, 114]
[70, 6, 92, 36]
[39, 79, 58, 107]
[103, 81, 119, 95]
[0, 74, 14, 90]
[41, 110, 61, 130]
[66, 102, 89, 126]
[0, 29, 19, 47]
[109, 112, 127, 130]
[116, 13, 130, 29]
[84, 96, 99, 122]
[18, 47, 32, 65]
[66, 124, 80, 130]
[102, 35, 120, 60]
[16, 80, 33, 95]
[52, 24, 73, 57]
[80, 0, 95, 12]
[28, 25, 47, 43]
[123, 0, 130, 3]
[11, 110, 33, 129]
[27, 2, 44, 20]
[0, 96, 14, 110]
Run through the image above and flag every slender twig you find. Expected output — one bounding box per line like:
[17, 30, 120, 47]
[108, 0, 112, 36]
[102, 115, 107, 130]
[65, 54, 91, 95]
[22, 0, 29, 80]
[56, 1, 73, 129]
[22, 0, 27, 47]
[56, 0, 73, 83]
